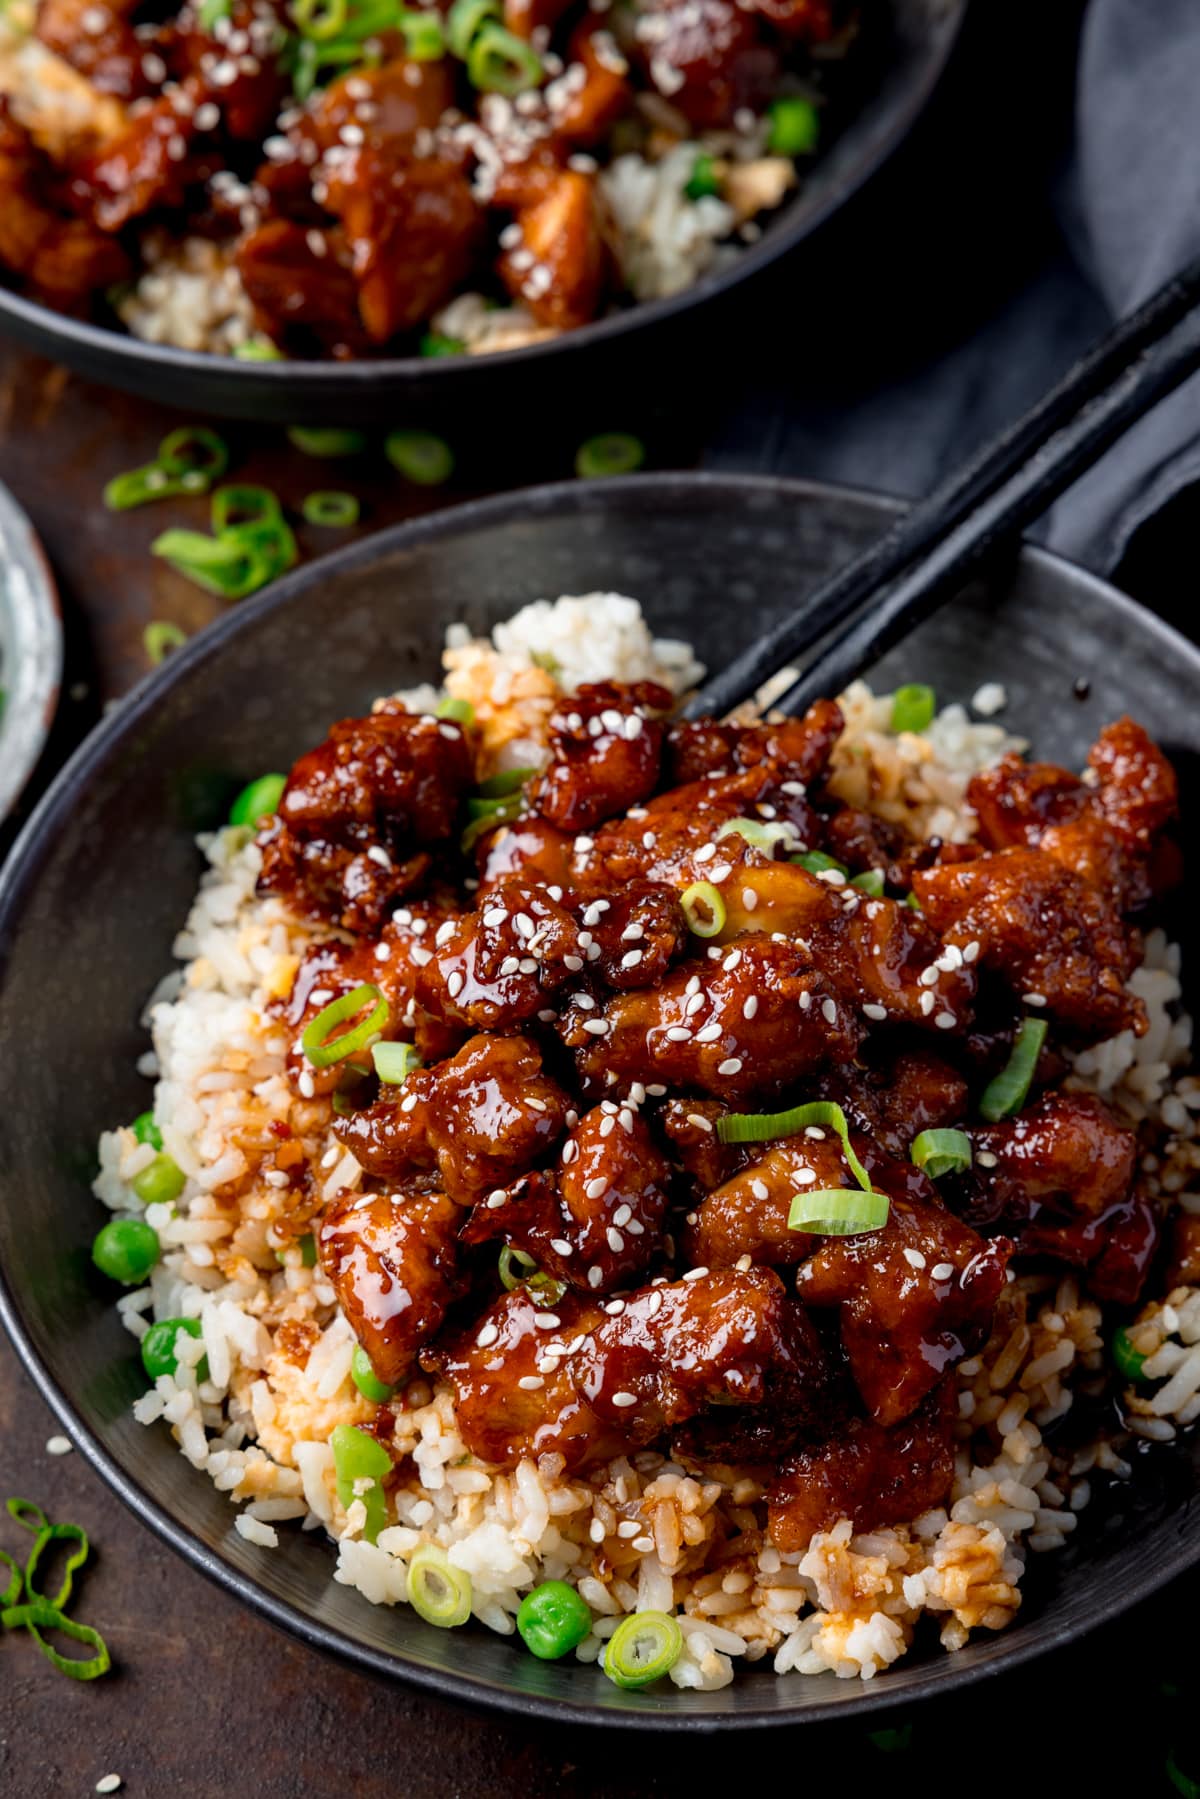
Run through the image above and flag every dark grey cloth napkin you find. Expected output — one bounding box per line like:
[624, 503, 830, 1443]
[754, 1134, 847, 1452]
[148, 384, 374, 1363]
[704, 0, 1200, 576]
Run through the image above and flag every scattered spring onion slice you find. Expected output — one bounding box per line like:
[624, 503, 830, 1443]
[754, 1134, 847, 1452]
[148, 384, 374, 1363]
[718, 1099, 873, 1189]
[302, 983, 390, 1069]
[1, 1601, 111, 1681]
[406, 1544, 472, 1627]
[385, 429, 454, 485]
[1112, 1326, 1148, 1383]
[287, 426, 366, 458]
[890, 683, 936, 734]
[715, 815, 794, 856]
[299, 1233, 317, 1267]
[198, 0, 232, 27]
[910, 1127, 972, 1180]
[420, 332, 466, 357]
[229, 771, 286, 827]
[351, 1343, 394, 1402]
[476, 766, 536, 799]
[25, 1521, 89, 1612]
[680, 880, 726, 938]
[787, 1188, 891, 1236]
[143, 620, 187, 664]
[0, 1549, 20, 1608]
[233, 337, 284, 360]
[398, 7, 446, 57]
[467, 20, 542, 91]
[792, 848, 848, 878]
[850, 868, 885, 897]
[104, 425, 229, 510]
[767, 95, 819, 157]
[6, 1497, 48, 1534]
[302, 489, 360, 527]
[685, 151, 720, 200]
[978, 1017, 1048, 1122]
[461, 792, 522, 852]
[575, 432, 645, 479]
[373, 1041, 421, 1084]
[499, 1244, 537, 1290]
[152, 496, 297, 598]
[1167, 1752, 1200, 1799]
[447, 0, 499, 57]
[904, 889, 923, 911]
[437, 695, 475, 724]
[330, 1423, 391, 1543]
[603, 1610, 683, 1689]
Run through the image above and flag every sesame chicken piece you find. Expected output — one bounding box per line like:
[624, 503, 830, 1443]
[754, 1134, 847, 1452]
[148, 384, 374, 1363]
[553, 21, 632, 146]
[579, 882, 687, 989]
[68, 90, 212, 230]
[820, 1048, 969, 1163]
[306, 55, 454, 152]
[632, 0, 778, 131]
[426, 1266, 799, 1472]
[798, 1196, 1013, 1426]
[318, 1183, 464, 1387]
[529, 679, 669, 833]
[672, 1297, 840, 1467]
[235, 219, 370, 358]
[36, 0, 151, 99]
[414, 880, 582, 1031]
[664, 699, 844, 789]
[559, 935, 862, 1104]
[744, 0, 839, 40]
[462, 1101, 672, 1292]
[497, 160, 609, 331]
[333, 1032, 570, 1206]
[913, 845, 1144, 1042]
[660, 1096, 738, 1190]
[476, 813, 576, 895]
[0, 109, 129, 306]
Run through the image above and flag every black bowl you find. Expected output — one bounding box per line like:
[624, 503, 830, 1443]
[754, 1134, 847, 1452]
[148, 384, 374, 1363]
[0, 0, 964, 422]
[1, 473, 1197, 1727]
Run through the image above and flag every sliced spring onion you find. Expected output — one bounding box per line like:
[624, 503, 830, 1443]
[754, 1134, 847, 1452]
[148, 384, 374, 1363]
[0, 1548, 20, 1608]
[461, 792, 522, 852]
[718, 1099, 873, 1191]
[0, 1601, 111, 1681]
[211, 482, 284, 538]
[351, 1343, 394, 1402]
[685, 151, 720, 200]
[302, 489, 360, 527]
[467, 20, 541, 91]
[385, 429, 454, 486]
[398, 7, 445, 58]
[6, 1497, 48, 1534]
[602, 1610, 683, 1689]
[978, 1017, 1048, 1122]
[143, 620, 187, 664]
[158, 426, 229, 484]
[131, 1152, 186, 1207]
[151, 523, 293, 601]
[904, 890, 923, 912]
[850, 868, 885, 897]
[499, 1244, 537, 1290]
[233, 337, 284, 361]
[530, 649, 560, 675]
[447, 0, 499, 56]
[890, 683, 936, 734]
[290, 0, 349, 39]
[787, 1188, 891, 1236]
[1167, 1752, 1200, 1799]
[476, 766, 536, 799]
[286, 425, 366, 458]
[436, 695, 475, 724]
[24, 1520, 89, 1612]
[373, 1041, 421, 1084]
[420, 332, 466, 358]
[302, 983, 390, 1068]
[330, 1422, 391, 1543]
[680, 880, 726, 938]
[406, 1544, 472, 1627]
[575, 432, 645, 479]
[199, 0, 232, 27]
[767, 95, 819, 157]
[910, 1127, 972, 1180]
[229, 771, 286, 827]
[525, 1269, 567, 1308]
[1112, 1326, 1148, 1383]
[715, 815, 795, 856]
[300, 1233, 317, 1267]
[792, 848, 848, 878]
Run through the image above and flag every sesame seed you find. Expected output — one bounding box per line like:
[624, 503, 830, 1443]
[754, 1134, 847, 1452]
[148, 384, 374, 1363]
[903, 1247, 927, 1270]
[934, 1012, 957, 1030]
[95, 1782, 122, 1797]
[686, 1112, 713, 1132]
[694, 843, 716, 864]
[1023, 992, 1047, 1006]
[683, 1266, 708, 1282]
[550, 1238, 574, 1257]
[799, 991, 812, 1011]
[862, 1002, 888, 1021]
[612, 1391, 637, 1407]
[617, 1518, 639, 1536]
[583, 1019, 609, 1036]
[976, 1150, 998, 1168]
[722, 950, 742, 971]
[820, 999, 838, 1025]
[537, 1354, 560, 1374]
[931, 1262, 955, 1280]
[621, 949, 644, 968]
[919, 990, 936, 1015]
[483, 906, 507, 927]
[685, 993, 705, 1017]
[587, 1265, 603, 1287]
[599, 1115, 615, 1137]
[645, 1083, 668, 1097]
[575, 836, 594, 853]
[533, 1312, 562, 1330]
[665, 1025, 692, 1042]
[485, 1191, 507, 1209]
[586, 1177, 607, 1200]
[613, 1203, 632, 1227]
[538, 1008, 558, 1023]
[518, 1376, 544, 1391]
[589, 1518, 606, 1543]
[374, 941, 392, 962]
[963, 941, 981, 962]
[606, 1227, 625, 1253]
[717, 1057, 743, 1075]
[527, 1097, 546, 1112]
[750, 1179, 768, 1200]
[476, 1322, 500, 1347]
[605, 1299, 627, 1317]
[446, 971, 464, 998]
[632, 1536, 655, 1553]
[45, 1435, 73, 1456]
[564, 954, 584, 972]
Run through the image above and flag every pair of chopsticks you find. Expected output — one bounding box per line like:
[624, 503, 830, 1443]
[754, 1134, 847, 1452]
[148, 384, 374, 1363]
[686, 253, 1200, 720]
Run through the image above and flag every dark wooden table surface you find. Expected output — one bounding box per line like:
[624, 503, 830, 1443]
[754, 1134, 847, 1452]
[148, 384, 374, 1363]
[1, 336, 1199, 1799]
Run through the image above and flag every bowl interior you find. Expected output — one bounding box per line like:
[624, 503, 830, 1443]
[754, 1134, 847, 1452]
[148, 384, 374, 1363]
[1, 473, 1197, 1726]
[0, 479, 61, 820]
[0, 0, 965, 420]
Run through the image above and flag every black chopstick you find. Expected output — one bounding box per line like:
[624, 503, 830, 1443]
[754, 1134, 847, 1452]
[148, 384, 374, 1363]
[685, 251, 1200, 720]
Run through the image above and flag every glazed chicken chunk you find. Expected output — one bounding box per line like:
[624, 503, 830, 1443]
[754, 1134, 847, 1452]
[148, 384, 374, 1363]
[318, 1183, 463, 1388]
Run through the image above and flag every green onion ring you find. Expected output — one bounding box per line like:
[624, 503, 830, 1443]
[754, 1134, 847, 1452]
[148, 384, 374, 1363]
[680, 880, 726, 938]
[420, 332, 466, 358]
[0, 1548, 21, 1608]
[287, 425, 366, 457]
[151, 528, 281, 600]
[398, 7, 445, 58]
[1112, 1326, 1148, 1383]
[575, 433, 645, 479]
[0, 1602, 111, 1680]
[718, 1099, 873, 1191]
[302, 490, 360, 527]
[461, 793, 522, 852]
[466, 19, 541, 91]
[849, 868, 885, 897]
[289, 0, 349, 40]
[233, 337, 284, 361]
[211, 483, 284, 537]
[373, 1041, 421, 1084]
[978, 1017, 1048, 1122]
[330, 1422, 391, 1542]
[447, 0, 499, 57]
[158, 426, 229, 483]
[498, 1244, 537, 1290]
[715, 816, 796, 856]
[476, 766, 537, 799]
[890, 683, 937, 734]
[406, 1544, 472, 1627]
[199, 0, 232, 28]
[436, 695, 475, 723]
[910, 1127, 972, 1180]
[143, 620, 187, 665]
[602, 1610, 683, 1689]
[787, 1188, 891, 1236]
[103, 464, 192, 511]
[302, 983, 390, 1069]
[6, 1497, 49, 1535]
[24, 1522, 89, 1613]
[384, 430, 454, 486]
[791, 848, 848, 878]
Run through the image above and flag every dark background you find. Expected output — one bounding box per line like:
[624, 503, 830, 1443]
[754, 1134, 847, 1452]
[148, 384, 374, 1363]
[2, 0, 1199, 1792]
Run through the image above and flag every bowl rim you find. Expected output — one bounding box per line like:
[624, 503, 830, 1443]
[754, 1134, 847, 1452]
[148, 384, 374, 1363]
[0, 0, 967, 395]
[0, 477, 62, 821]
[1, 469, 1197, 1728]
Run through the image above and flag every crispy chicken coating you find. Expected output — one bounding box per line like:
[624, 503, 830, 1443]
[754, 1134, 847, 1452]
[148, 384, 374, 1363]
[318, 1183, 463, 1387]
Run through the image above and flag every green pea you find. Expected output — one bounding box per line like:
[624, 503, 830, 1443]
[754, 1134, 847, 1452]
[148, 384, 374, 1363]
[229, 772, 286, 828]
[351, 1344, 394, 1403]
[92, 1218, 160, 1285]
[141, 1316, 208, 1384]
[131, 1111, 163, 1151]
[516, 1580, 593, 1660]
[131, 1153, 185, 1207]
